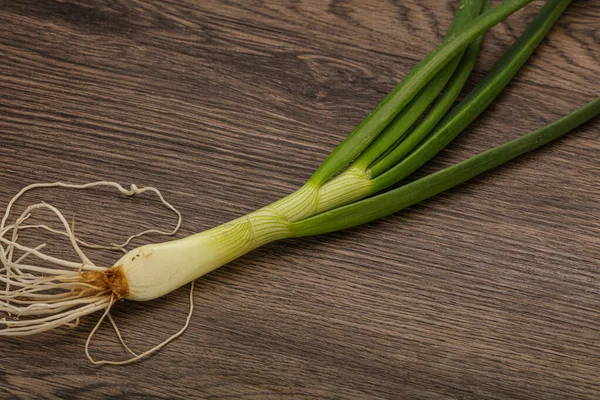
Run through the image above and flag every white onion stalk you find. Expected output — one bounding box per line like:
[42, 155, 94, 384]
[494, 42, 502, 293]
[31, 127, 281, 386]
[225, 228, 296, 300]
[119, 171, 371, 301]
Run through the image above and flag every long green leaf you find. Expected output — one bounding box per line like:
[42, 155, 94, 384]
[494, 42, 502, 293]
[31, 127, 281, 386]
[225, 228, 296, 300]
[291, 97, 600, 237]
[351, 0, 487, 171]
[372, 0, 572, 192]
[368, 3, 490, 177]
[308, 0, 535, 186]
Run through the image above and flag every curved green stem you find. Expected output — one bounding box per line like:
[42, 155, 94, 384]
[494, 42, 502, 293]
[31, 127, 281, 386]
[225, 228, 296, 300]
[351, 0, 486, 172]
[282, 0, 566, 221]
[367, 2, 489, 178]
[290, 97, 600, 237]
[371, 0, 572, 192]
[307, 0, 535, 187]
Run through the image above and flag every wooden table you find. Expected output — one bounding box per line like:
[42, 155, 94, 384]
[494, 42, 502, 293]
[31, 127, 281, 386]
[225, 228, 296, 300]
[0, 1, 598, 398]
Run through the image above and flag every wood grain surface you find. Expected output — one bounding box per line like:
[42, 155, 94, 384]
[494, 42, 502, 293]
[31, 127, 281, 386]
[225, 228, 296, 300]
[0, 0, 598, 399]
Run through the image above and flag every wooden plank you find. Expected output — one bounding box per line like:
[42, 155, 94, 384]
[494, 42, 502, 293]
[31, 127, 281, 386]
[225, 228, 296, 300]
[0, 1, 598, 398]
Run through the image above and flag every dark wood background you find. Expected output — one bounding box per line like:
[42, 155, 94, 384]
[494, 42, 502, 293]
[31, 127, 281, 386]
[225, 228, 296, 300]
[0, 0, 598, 398]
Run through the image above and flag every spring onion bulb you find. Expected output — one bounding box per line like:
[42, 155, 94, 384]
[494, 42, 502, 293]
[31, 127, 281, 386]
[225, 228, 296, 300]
[1, 0, 597, 365]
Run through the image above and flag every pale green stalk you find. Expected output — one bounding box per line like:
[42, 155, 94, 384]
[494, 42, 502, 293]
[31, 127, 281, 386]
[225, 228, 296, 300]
[121, 0, 573, 302]
[119, 207, 292, 301]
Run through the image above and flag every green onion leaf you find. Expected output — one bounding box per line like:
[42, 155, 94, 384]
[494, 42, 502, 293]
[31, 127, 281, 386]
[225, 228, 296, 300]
[351, 0, 488, 172]
[308, 0, 536, 186]
[371, 0, 573, 192]
[291, 97, 600, 237]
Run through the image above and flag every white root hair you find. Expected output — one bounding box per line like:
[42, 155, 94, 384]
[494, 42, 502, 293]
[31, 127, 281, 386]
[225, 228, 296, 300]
[0, 181, 194, 365]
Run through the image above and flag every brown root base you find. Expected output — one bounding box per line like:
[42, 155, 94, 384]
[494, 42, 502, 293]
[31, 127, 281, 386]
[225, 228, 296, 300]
[82, 266, 130, 299]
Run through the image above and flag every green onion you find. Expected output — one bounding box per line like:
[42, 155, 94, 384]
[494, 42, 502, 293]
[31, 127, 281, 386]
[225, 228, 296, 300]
[113, 0, 589, 300]
[0, 0, 596, 365]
